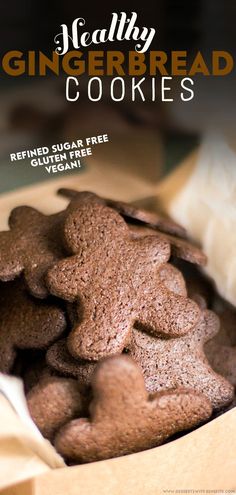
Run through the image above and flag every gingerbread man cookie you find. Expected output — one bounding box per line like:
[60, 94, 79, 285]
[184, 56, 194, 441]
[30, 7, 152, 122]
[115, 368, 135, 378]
[0, 206, 66, 298]
[128, 309, 234, 409]
[47, 201, 200, 361]
[54, 355, 212, 463]
[0, 280, 66, 372]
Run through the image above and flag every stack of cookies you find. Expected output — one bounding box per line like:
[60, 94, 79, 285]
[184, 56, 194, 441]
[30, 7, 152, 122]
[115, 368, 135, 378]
[0, 189, 234, 464]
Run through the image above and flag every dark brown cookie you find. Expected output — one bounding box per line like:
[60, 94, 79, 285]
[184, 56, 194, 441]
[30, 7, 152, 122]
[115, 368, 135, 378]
[46, 339, 96, 385]
[0, 206, 66, 298]
[46, 268, 188, 382]
[129, 224, 207, 266]
[205, 342, 236, 387]
[0, 280, 66, 373]
[157, 264, 187, 296]
[58, 188, 186, 237]
[173, 260, 214, 306]
[54, 355, 212, 463]
[47, 201, 200, 361]
[0, 192, 97, 299]
[27, 376, 85, 440]
[205, 308, 236, 386]
[128, 309, 234, 409]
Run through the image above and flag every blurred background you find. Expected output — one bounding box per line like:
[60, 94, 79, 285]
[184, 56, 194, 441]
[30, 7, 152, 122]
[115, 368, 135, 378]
[0, 1, 235, 193]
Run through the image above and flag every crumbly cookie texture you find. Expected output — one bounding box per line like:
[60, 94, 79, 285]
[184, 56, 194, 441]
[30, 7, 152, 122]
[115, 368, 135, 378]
[47, 199, 200, 361]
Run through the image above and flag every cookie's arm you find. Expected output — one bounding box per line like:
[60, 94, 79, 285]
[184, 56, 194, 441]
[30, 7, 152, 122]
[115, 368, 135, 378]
[46, 256, 82, 301]
[67, 298, 132, 361]
[137, 288, 200, 337]
[133, 235, 171, 267]
[151, 389, 212, 437]
[9, 206, 44, 229]
[193, 309, 220, 343]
